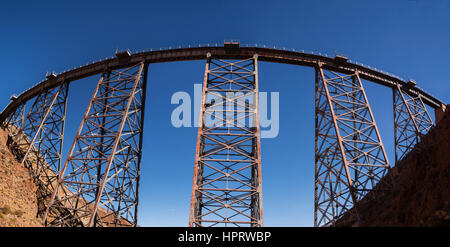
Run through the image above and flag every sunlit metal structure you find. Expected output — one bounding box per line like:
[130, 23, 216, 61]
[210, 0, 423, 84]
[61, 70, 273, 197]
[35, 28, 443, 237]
[0, 42, 445, 227]
[314, 67, 392, 226]
[392, 83, 434, 164]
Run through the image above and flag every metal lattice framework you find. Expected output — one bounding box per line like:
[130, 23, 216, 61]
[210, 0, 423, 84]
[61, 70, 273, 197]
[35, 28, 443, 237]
[43, 62, 147, 227]
[5, 83, 68, 216]
[0, 44, 444, 227]
[189, 54, 263, 227]
[393, 84, 434, 164]
[314, 66, 392, 226]
[3, 103, 25, 135]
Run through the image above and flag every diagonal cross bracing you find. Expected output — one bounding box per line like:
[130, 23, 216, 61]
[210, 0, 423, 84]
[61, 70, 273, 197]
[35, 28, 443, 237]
[5, 83, 69, 216]
[393, 84, 434, 164]
[189, 54, 263, 227]
[314, 67, 392, 226]
[44, 62, 147, 227]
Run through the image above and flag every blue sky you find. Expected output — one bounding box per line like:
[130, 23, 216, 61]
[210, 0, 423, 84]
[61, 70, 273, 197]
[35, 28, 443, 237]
[0, 0, 449, 226]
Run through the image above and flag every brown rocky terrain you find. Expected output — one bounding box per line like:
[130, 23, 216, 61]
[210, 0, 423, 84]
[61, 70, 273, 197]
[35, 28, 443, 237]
[337, 106, 450, 226]
[0, 128, 43, 226]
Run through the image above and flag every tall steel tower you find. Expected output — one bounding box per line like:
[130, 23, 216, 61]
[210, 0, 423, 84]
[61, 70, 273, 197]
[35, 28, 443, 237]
[189, 53, 264, 227]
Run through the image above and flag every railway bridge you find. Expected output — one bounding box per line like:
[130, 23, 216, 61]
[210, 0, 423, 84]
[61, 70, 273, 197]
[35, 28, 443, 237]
[0, 42, 445, 227]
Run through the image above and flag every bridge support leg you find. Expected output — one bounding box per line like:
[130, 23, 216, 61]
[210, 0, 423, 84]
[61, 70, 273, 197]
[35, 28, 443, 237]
[44, 62, 147, 227]
[189, 54, 263, 227]
[393, 84, 434, 164]
[19, 83, 68, 170]
[4, 83, 69, 215]
[314, 66, 391, 226]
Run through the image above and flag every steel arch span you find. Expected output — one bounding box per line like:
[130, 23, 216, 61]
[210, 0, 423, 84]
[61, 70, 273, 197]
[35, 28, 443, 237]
[0, 42, 446, 227]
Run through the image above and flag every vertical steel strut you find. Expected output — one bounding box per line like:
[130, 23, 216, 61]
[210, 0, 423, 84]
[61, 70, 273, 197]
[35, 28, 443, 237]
[44, 62, 147, 227]
[392, 84, 434, 164]
[314, 66, 391, 226]
[189, 54, 263, 227]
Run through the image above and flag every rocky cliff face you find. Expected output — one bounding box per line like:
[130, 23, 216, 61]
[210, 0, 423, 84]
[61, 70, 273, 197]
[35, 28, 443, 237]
[337, 107, 450, 226]
[0, 128, 43, 227]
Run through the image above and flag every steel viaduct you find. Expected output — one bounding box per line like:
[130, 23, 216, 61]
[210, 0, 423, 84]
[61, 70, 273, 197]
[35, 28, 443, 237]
[0, 42, 445, 227]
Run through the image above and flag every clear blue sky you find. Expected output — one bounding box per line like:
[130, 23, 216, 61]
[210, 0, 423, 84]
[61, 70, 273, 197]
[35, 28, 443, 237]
[0, 0, 449, 226]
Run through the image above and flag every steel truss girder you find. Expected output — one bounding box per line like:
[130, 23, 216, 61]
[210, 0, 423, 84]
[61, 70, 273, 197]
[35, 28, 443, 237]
[189, 54, 263, 227]
[314, 66, 391, 226]
[44, 62, 147, 227]
[393, 84, 434, 164]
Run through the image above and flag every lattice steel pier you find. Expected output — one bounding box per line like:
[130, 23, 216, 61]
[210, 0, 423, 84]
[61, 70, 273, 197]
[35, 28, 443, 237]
[43, 62, 147, 227]
[189, 54, 263, 227]
[314, 67, 392, 226]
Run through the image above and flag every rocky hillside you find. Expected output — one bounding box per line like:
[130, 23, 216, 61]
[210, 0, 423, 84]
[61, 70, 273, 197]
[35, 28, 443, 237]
[0, 128, 43, 227]
[337, 106, 450, 226]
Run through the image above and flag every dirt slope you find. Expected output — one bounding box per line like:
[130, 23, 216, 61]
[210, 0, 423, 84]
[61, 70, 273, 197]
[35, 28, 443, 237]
[337, 106, 450, 226]
[0, 128, 43, 227]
